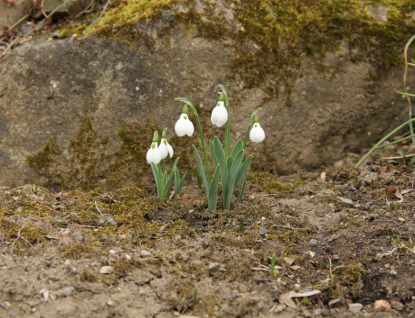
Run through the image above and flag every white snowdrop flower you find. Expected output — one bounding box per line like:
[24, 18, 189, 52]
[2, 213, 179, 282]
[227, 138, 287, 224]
[211, 101, 228, 127]
[159, 128, 174, 159]
[175, 113, 194, 137]
[249, 116, 265, 143]
[146, 131, 162, 164]
[146, 142, 161, 164]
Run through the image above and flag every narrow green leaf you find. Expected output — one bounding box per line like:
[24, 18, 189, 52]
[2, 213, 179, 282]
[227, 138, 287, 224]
[226, 155, 252, 208]
[180, 171, 187, 189]
[192, 145, 209, 194]
[163, 169, 175, 198]
[208, 164, 221, 211]
[209, 139, 217, 167]
[229, 150, 244, 182]
[231, 139, 243, 159]
[234, 155, 252, 187]
[213, 137, 229, 206]
[238, 177, 247, 202]
[174, 168, 180, 195]
[227, 156, 233, 175]
[150, 163, 161, 196]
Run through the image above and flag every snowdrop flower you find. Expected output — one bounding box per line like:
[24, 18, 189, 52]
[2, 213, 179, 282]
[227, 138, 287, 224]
[159, 128, 174, 159]
[249, 116, 265, 143]
[175, 105, 194, 137]
[146, 131, 162, 164]
[211, 100, 228, 127]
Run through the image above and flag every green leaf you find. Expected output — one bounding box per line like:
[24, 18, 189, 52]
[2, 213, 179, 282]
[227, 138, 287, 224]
[209, 139, 217, 167]
[321, 188, 333, 194]
[227, 156, 233, 175]
[213, 137, 229, 206]
[238, 177, 247, 202]
[231, 139, 243, 159]
[234, 155, 252, 189]
[180, 171, 187, 190]
[192, 145, 209, 193]
[225, 155, 252, 209]
[229, 150, 244, 182]
[174, 168, 180, 194]
[163, 169, 175, 198]
[150, 163, 161, 196]
[208, 164, 221, 211]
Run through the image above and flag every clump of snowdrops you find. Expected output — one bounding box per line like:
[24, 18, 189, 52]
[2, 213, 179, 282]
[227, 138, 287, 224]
[146, 85, 265, 211]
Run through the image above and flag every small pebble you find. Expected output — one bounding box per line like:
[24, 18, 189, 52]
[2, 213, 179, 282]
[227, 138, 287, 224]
[313, 309, 323, 316]
[107, 300, 114, 306]
[309, 239, 318, 247]
[303, 286, 313, 292]
[328, 298, 341, 307]
[140, 250, 152, 257]
[54, 286, 75, 297]
[306, 251, 315, 258]
[368, 214, 380, 221]
[391, 300, 404, 311]
[99, 266, 114, 274]
[0, 301, 10, 309]
[374, 299, 391, 311]
[259, 228, 267, 236]
[349, 303, 363, 313]
[209, 262, 219, 270]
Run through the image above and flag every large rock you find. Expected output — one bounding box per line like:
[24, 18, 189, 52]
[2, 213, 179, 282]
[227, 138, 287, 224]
[0, 0, 414, 187]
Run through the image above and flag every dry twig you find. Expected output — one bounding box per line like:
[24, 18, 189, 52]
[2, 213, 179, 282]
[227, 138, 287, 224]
[10, 226, 32, 256]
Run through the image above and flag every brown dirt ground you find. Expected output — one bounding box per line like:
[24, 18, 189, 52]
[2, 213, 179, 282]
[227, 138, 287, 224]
[1, 153, 415, 318]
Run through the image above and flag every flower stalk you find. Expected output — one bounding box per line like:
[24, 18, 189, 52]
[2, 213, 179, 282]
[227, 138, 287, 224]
[175, 97, 212, 181]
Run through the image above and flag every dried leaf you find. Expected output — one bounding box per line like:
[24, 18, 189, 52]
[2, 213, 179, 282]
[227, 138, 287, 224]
[320, 172, 326, 182]
[386, 187, 397, 195]
[279, 290, 321, 309]
[394, 190, 404, 203]
[284, 257, 295, 265]
[99, 214, 117, 226]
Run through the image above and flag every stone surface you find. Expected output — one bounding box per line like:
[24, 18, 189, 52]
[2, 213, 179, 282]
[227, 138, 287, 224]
[38, 0, 92, 19]
[0, 2, 414, 187]
[0, 3, 26, 30]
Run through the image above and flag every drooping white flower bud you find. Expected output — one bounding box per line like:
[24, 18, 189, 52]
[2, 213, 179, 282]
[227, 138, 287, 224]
[146, 131, 162, 164]
[249, 116, 265, 143]
[159, 128, 174, 159]
[211, 101, 228, 127]
[175, 106, 194, 137]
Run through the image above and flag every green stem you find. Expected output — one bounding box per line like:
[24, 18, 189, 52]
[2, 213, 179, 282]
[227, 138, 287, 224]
[219, 85, 231, 158]
[175, 98, 211, 181]
[243, 123, 252, 149]
[354, 118, 415, 168]
[375, 134, 415, 149]
[157, 164, 163, 197]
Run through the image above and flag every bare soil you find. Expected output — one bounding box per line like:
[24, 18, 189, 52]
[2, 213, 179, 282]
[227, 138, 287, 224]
[1, 157, 415, 318]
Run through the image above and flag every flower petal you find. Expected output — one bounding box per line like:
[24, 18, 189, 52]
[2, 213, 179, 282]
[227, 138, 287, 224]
[159, 139, 168, 159]
[167, 143, 174, 158]
[184, 119, 194, 136]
